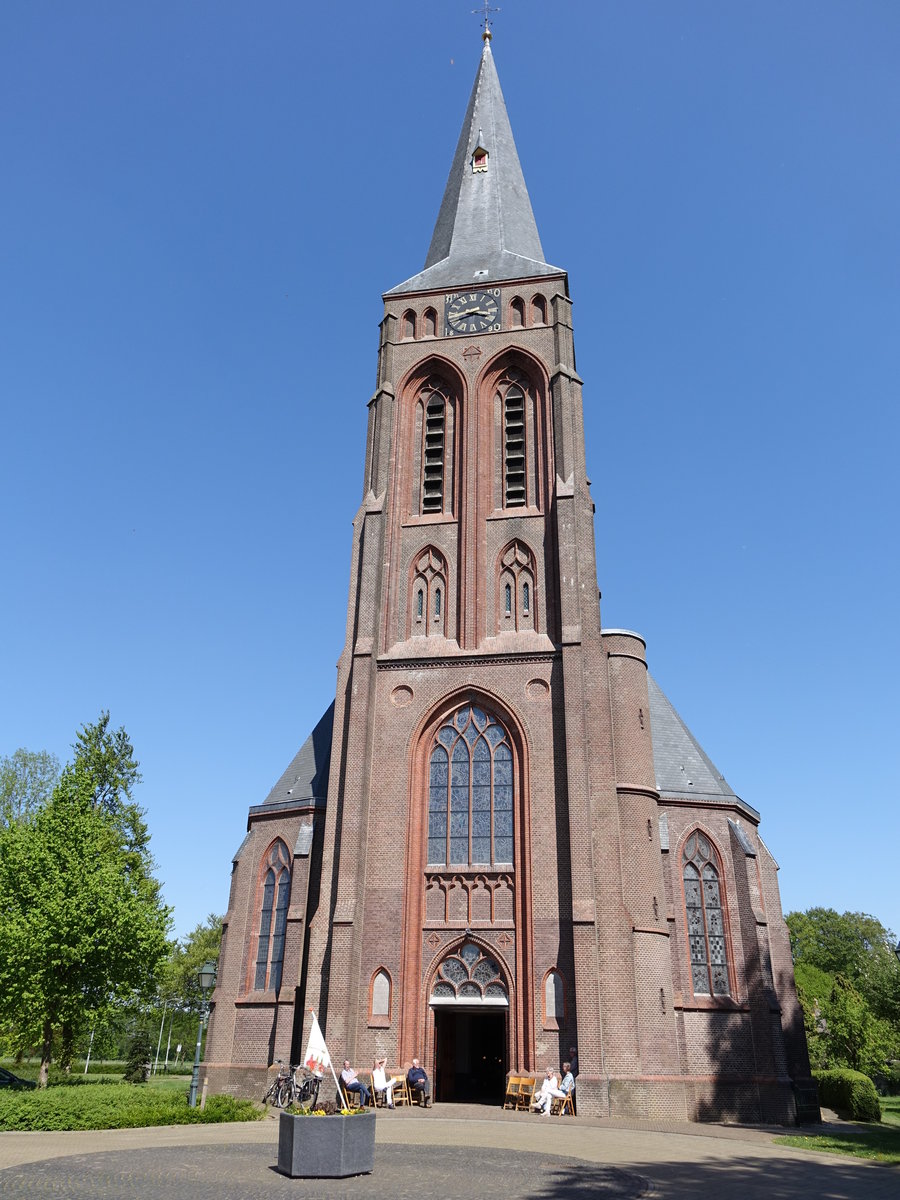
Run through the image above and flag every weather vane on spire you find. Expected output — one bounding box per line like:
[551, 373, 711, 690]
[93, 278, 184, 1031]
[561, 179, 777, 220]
[473, 1, 500, 42]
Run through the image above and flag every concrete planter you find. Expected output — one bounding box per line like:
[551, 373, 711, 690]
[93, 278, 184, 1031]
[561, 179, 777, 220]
[276, 1110, 376, 1178]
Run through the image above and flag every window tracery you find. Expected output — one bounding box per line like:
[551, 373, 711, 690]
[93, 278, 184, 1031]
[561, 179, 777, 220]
[498, 540, 536, 632]
[254, 840, 291, 992]
[411, 546, 447, 636]
[427, 705, 513, 867]
[683, 831, 730, 996]
[430, 942, 508, 1003]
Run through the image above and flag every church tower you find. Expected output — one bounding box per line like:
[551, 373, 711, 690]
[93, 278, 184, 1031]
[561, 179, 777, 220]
[204, 32, 817, 1124]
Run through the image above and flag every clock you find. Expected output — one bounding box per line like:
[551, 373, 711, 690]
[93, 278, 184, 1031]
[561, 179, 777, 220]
[444, 289, 501, 336]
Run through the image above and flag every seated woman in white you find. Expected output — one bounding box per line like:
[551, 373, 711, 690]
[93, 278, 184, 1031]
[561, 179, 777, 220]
[531, 1067, 559, 1114]
[372, 1057, 395, 1108]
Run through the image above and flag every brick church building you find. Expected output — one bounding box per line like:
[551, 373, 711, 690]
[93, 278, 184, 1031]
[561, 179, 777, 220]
[204, 32, 817, 1123]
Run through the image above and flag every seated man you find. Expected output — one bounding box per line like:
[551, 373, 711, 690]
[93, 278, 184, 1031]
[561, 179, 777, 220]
[340, 1059, 371, 1106]
[406, 1057, 431, 1107]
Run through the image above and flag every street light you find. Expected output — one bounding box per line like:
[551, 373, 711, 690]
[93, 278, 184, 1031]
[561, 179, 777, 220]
[188, 960, 218, 1109]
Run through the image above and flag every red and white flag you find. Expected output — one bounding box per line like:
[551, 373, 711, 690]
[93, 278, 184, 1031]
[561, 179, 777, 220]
[303, 1013, 331, 1076]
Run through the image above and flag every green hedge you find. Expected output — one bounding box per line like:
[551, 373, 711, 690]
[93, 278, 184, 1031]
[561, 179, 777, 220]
[816, 1068, 881, 1123]
[0, 1084, 263, 1132]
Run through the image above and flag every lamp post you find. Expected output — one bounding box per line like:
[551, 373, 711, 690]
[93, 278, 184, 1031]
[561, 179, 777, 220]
[188, 960, 217, 1109]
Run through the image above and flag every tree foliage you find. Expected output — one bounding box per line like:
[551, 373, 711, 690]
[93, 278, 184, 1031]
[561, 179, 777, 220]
[0, 714, 171, 1086]
[788, 908, 900, 1080]
[0, 748, 60, 828]
[161, 914, 223, 1012]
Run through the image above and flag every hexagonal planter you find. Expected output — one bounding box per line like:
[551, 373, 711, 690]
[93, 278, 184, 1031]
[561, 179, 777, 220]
[276, 1110, 376, 1178]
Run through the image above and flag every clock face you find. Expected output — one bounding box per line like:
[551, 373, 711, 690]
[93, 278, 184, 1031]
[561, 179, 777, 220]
[444, 289, 501, 336]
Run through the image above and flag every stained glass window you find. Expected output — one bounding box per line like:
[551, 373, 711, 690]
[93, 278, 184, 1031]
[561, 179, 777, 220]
[426, 706, 515, 867]
[683, 832, 730, 996]
[430, 946, 508, 1003]
[254, 841, 291, 991]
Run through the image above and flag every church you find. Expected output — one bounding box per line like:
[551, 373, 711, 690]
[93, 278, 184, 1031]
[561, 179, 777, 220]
[203, 31, 817, 1123]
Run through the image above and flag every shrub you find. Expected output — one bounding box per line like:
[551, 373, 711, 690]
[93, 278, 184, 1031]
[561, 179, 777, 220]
[0, 1083, 262, 1131]
[816, 1068, 881, 1122]
[123, 1032, 152, 1084]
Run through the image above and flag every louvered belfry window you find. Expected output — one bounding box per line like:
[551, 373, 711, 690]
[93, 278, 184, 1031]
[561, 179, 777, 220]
[427, 705, 514, 867]
[503, 383, 526, 506]
[422, 388, 446, 513]
[683, 832, 730, 996]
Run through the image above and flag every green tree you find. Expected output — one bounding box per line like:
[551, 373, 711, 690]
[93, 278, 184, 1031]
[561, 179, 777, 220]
[788, 907, 900, 1079]
[0, 747, 60, 827]
[0, 714, 171, 1087]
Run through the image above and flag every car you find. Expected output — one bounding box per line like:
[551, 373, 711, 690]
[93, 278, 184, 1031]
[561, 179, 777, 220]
[0, 1066, 36, 1089]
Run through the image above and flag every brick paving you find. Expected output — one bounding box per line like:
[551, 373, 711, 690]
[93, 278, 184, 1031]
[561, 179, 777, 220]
[0, 1107, 896, 1200]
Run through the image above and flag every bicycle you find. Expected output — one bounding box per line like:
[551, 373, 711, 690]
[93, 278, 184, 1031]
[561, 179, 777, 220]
[262, 1060, 291, 1107]
[262, 1061, 321, 1110]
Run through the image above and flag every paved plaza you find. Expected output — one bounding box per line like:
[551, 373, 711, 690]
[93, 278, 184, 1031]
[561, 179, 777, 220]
[0, 1106, 896, 1200]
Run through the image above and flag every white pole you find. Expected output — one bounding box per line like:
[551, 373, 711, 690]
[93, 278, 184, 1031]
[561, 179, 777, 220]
[83, 1026, 95, 1075]
[153, 1000, 167, 1075]
[309, 1009, 344, 1105]
[163, 1012, 173, 1073]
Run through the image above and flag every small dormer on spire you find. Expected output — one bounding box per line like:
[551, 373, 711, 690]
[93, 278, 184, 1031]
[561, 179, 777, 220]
[471, 128, 489, 174]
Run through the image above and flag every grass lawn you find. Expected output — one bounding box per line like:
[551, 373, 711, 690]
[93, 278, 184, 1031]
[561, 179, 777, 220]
[775, 1095, 900, 1165]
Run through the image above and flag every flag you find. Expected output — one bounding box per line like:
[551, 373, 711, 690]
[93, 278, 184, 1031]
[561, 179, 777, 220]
[303, 1013, 331, 1077]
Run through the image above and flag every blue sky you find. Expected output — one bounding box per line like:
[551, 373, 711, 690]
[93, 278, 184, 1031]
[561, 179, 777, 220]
[2, 1, 898, 943]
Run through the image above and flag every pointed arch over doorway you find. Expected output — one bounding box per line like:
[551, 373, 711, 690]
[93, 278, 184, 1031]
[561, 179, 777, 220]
[398, 690, 535, 1089]
[428, 936, 511, 1103]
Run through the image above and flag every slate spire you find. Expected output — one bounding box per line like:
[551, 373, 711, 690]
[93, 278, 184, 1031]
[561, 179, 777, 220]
[387, 38, 563, 294]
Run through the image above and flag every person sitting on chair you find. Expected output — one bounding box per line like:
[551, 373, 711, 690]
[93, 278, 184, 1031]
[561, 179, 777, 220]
[546, 1061, 575, 1114]
[340, 1060, 370, 1106]
[531, 1067, 560, 1115]
[406, 1058, 431, 1107]
[372, 1057, 395, 1108]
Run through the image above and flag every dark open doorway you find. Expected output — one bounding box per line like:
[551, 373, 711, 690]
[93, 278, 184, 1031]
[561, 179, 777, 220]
[433, 1008, 507, 1103]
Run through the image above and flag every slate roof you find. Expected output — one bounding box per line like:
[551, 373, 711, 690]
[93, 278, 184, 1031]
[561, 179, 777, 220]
[386, 40, 564, 295]
[647, 675, 758, 818]
[261, 702, 334, 808]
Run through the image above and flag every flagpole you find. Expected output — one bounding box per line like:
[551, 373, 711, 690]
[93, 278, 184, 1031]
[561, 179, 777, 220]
[309, 1009, 345, 1106]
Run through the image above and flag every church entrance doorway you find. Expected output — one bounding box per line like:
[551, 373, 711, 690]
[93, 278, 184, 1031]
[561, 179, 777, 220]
[433, 1009, 507, 1103]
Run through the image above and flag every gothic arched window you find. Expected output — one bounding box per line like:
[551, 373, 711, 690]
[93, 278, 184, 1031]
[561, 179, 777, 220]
[542, 968, 565, 1030]
[531, 294, 547, 325]
[498, 539, 536, 633]
[402, 309, 417, 339]
[510, 296, 525, 327]
[683, 831, 730, 997]
[427, 705, 514, 867]
[370, 968, 392, 1024]
[423, 307, 437, 337]
[411, 546, 447, 636]
[254, 840, 291, 991]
